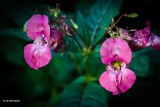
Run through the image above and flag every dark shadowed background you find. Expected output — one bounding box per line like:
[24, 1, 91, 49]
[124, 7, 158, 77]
[0, 0, 160, 107]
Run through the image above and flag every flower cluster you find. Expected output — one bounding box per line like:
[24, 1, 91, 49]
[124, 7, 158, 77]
[24, 10, 77, 70]
[99, 15, 160, 95]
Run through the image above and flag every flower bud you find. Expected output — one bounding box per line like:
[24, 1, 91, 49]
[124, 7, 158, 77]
[70, 19, 78, 29]
[23, 21, 27, 32]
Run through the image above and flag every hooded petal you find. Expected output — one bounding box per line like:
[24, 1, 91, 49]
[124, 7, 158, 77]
[117, 68, 136, 94]
[150, 33, 160, 50]
[26, 14, 50, 41]
[24, 43, 52, 70]
[99, 71, 119, 94]
[100, 37, 132, 64]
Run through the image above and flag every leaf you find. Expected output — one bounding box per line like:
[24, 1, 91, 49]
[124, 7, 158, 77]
[130, 53, 151, 77]
[57, 76, 109, 107]
[132, 47, 154, 58]
[75, 0, 124, 46]
[0, 28, 30, 41]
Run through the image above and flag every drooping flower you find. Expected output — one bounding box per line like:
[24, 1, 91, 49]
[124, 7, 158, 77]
[24, 14, 52, 70]
[48, 29, 66, 52]
[129, 20, 151, 51]
[99, 37, 136, 95]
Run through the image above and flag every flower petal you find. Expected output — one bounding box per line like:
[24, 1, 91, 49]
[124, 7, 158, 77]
[117, 68, 136, 93]
[48, 29, 66, 52]
[100, 37, 132, 64]
[26, 14, 50, 41]
[150, 33, 160, 50]
[119, 29, 132, 40]
[24, 43, 52, 70]
[99, 71, 119, 94]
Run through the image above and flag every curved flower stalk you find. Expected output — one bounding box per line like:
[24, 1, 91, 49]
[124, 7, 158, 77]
[99, 38, 136, 95]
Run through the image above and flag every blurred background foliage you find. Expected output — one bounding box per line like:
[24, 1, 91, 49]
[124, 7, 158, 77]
[0, 0, 160, 107]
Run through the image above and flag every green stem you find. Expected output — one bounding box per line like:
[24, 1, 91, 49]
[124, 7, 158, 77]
[67, 52, 82, 75]
[111, 14, 126, 28]
[85, 55, 91, 82]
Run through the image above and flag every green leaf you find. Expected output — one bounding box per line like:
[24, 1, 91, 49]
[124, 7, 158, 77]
[58, 76, 109, 107]
[75, 0, 124, 46]
[130, 53, 151, 77]
[132, 47, 154, 57]
[130, 47, 160, 77]
[125, 13, 138, 18]
[0, 28, 30, 41]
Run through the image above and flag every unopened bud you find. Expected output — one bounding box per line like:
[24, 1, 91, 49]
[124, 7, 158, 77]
[54, 8, 61, 17]
[70, 19, 78, 29]
[23, 21, 27, 32]
[125, 13, 138, 18]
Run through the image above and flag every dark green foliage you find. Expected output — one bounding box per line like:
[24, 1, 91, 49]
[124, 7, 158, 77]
[57, 76, 109, 107]
[75, 0, 124, 46]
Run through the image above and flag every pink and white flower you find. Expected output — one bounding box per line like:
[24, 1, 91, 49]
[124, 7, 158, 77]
[24, 14, 51, 70]
[99, 37, 136, 95]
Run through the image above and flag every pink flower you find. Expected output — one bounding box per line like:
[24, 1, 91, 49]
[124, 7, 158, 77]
[99, 37, 136, 95]
[48, 29, 66, 52]
[129, 20, 151, 51]
[129, 20, 160, 51]
[24, 14, 51, 70]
